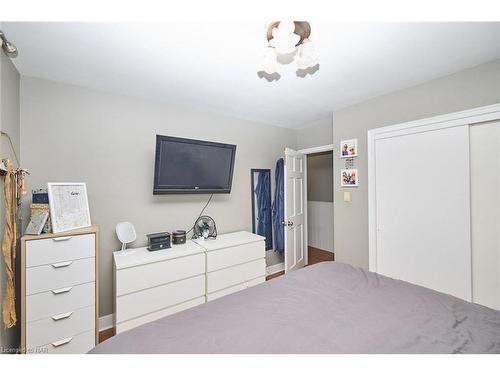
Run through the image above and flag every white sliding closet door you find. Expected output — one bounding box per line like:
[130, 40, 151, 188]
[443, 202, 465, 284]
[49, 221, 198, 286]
[470, 120, 500, 310]
[374, 125, 471, 301]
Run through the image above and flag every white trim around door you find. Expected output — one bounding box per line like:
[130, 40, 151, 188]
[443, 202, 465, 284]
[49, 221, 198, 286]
[298, 144, 334, 154]
[298, 144, 334, 268]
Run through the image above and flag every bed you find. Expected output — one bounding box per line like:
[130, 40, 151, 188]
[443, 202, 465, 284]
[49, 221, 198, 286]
[90, 262, 500, 354]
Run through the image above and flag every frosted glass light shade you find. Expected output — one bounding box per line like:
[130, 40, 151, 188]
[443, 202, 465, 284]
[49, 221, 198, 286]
[296, 38, 318, 70]
[261, 47, 280, 74]
[269, 21, 300, 55]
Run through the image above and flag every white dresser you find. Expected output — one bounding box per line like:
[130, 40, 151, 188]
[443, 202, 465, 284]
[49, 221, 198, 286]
[21, 226, 99, 354]
[113, 241, 206, 334]
[113, 231, 266, 333]
[195, 231, 266, 302]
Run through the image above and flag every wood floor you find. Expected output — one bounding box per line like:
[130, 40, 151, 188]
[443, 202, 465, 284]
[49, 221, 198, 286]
[266, 271, 284, 281]
[265, 246, 334, 281]
[99, 327, 115, 343]
[308, 246, 335, 264]
[99, 246, 334, 343]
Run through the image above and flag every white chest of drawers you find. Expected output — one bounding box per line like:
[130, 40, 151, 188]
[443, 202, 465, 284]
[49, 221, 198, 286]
[195, 231, 266, 302]
[113, 231, 266, 333]
[21, 226, 99, 354]
[113, 241, 206, 334]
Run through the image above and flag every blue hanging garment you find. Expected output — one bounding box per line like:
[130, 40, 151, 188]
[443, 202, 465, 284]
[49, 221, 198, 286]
[272, 158, 284, 253]
[254, 171, 272, 249]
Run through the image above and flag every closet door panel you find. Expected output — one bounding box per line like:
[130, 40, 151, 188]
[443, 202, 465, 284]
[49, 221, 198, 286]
[375, 125, 471, 301]
[470, 120, 500, 310]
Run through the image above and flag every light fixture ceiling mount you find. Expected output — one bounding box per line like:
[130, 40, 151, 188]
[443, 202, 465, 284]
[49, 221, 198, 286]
[266, 21, 311, 47]
[258, 21, 319, 81]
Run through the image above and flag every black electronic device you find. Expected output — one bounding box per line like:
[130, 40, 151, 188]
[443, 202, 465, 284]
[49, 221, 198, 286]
[172, 230, 187, 245]
[153, 135, 236, 194]
[146, 232, 171, 251]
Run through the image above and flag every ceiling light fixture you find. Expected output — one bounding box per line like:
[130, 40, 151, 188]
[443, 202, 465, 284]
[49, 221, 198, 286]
[258, 21, 319, 81]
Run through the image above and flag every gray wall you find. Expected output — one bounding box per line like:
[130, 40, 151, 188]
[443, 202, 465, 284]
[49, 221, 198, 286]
[333, 59, 500, 269]
[20, 77, 297, 317]
[0, 51, 20, 350]
[307, 152, 333, 202]
[296, 117, 333, 149]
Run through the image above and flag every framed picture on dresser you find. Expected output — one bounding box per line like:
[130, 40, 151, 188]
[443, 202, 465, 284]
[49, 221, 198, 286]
[47, 182, 91, 233]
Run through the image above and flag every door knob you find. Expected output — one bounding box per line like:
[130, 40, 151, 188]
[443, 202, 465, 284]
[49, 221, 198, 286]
[282, 220, 293, 227]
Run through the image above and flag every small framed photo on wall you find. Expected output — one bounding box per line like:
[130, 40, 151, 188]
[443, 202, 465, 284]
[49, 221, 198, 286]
[47, 182, 91, 233]
[341, 169, 358, 187]
[340, 138, 358, 158]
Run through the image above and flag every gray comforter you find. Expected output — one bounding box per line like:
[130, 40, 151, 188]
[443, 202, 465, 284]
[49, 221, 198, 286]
[90, 262, 500, 354]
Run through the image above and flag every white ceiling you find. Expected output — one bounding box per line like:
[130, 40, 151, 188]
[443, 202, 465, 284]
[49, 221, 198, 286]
[3, 22, 500, 129]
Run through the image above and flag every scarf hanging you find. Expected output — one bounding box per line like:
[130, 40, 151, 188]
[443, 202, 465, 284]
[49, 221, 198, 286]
[2, 159, 17, 328]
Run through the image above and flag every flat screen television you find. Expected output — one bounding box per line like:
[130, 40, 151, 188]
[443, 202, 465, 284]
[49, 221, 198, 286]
[153, 135, 237, 194]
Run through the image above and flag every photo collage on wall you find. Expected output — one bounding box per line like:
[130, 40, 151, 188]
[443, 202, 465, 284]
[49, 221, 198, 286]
[340, 138, 358, 187]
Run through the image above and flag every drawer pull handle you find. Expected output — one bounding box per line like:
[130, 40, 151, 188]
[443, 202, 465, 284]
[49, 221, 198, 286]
[51, 261, 73, 268]
[52, 311, 73, 321]
[52, 336, 73, 347]
[52, 286, 73, 295]
[52, 236, 72, 242]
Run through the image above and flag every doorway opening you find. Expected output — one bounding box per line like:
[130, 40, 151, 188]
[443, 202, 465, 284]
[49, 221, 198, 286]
[306, 150, 334, 265]
[266, 144, 334, 279]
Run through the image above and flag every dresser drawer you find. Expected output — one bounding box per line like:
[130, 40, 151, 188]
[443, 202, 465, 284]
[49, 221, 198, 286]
[207, 258, 266, 293]
[207, 282, 247, 302]
[116, 253, 205, 296]
[26, 305, 95, 348]
[206, 275, 266, 302]
[247, 276, 266, 287]
[38, 329, 95, 354]
[26, 234, 95, 268]
[206, 241, 265, 272]
[26, 257, 95, 295]
[26, 282, 95, 323]
[116, 275, 205, 323]
[116, 296, 205, 334]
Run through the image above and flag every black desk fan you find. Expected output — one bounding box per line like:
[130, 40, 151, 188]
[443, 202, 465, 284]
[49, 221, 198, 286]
[192, 215, 217, 240]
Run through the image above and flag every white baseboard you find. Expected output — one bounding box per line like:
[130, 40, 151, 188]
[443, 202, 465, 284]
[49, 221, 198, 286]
[266, 262, 284, 275]
[99, 314, 114, 331]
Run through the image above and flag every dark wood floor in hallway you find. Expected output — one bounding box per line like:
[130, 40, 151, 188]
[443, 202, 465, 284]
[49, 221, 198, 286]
[308, 246, 335, 265]
[265, 246, 334, 281]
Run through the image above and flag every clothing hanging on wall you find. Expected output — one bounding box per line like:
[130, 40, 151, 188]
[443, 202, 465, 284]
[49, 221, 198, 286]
[255, 171, 272, 249]
[1, 159, 17, 328]
[272, 158, 284, 253]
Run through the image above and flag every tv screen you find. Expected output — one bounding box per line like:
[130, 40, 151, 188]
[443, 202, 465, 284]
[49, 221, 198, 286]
[153, 135, 236, 194]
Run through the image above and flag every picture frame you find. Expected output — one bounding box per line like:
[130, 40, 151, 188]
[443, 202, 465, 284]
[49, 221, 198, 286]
[340, 138, 358, 158]
[341, 169, 358, 187]
[47, 182, 91, 233]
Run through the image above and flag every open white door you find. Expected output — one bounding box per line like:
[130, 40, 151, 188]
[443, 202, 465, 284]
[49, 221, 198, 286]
[284, 148, 307, 272]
